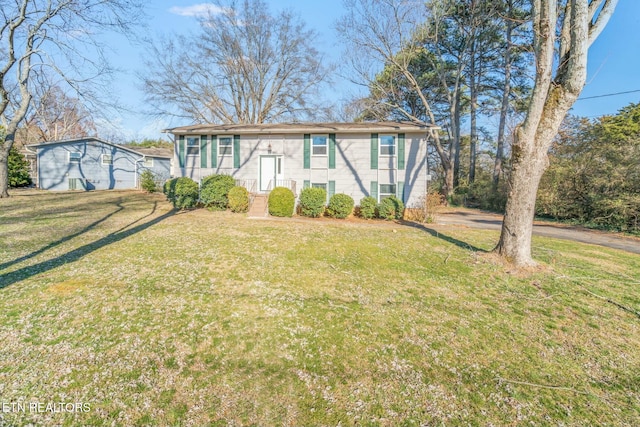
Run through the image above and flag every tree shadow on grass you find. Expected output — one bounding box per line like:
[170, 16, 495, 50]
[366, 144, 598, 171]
[0, 203, 174, 289]
[0, 203, 128, 272]
[400, 220, 487, 253]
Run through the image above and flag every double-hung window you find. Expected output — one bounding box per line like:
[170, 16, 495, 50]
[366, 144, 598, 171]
[312, 135, 328, 156]
[69, 152, 81, 163]
[379, 184, 396, 201]
[186, 137, 200, 155]
[219, 136, 233, 156]
[312, 183, 327, 191]
[101, 154, 113, 165]
[379, 135, 396, 156]
[143, 158, 154, 167]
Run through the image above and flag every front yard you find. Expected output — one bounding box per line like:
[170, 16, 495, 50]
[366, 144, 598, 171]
[0, 190, 638, 426]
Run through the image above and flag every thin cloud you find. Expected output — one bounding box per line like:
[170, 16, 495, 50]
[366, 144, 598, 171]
[169, 3, 227, 18]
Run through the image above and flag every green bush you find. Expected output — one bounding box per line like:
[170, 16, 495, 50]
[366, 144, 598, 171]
[173, 177, 199, 210]
[228, 186, 249, 213]
[200, 174, 236, 211]
[8, 147, 31, 188]
[299, 187, 326, 218]
[268, 187, 295, 217]
[359, 196, 377, 219]
[377, 196, 404, 220]
[163, 178, 178, 202]
[326, 193, 354, 219]
[140, 170, 157, 193]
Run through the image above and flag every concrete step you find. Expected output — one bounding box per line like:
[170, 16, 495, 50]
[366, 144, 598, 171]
[247, 194, 269, 218]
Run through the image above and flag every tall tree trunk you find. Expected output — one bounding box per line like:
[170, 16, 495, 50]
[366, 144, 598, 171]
[496, 0, 617, 266]
[493, 0, 514, 190]
[0, 145, 9, 198]
[452, 90, 462, 189]
[469, 39, 478, 184]
[495, 132, 547, 265]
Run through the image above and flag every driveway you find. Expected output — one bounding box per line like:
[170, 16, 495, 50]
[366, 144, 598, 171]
[436, 208, 640, 255]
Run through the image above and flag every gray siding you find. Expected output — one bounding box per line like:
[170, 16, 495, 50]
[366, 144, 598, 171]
[175, 132, 429, 207]
[37, 139, 170, 191]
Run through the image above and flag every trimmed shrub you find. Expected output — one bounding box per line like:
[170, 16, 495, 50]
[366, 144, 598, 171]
[173, 177, 199, 210]
[377, 196, 405, 220]
[140, 170, 157, 193]
[326, 193, 354, 219]
[299, 187, 326, 218]
[163, 177, 178, 202]
[359, 196, 377, 219]
[268, 187, 295, 217]
[228, 186, 249, 213]
[200, 174, 236, 211]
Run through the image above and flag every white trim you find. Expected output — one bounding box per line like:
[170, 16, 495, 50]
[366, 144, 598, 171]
[379, 134, 396, 157]
[186, 136, 200, 156]
[69, 152, 81, 163]
[218, 136, 233, 157]
[311, 134, 328, 156]
[379, 183, 396, 201]
[101, 154, 113, 165]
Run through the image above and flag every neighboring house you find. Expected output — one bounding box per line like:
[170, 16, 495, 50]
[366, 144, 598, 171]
[27, 137, 172, 191]
[166, 122, 436, 207]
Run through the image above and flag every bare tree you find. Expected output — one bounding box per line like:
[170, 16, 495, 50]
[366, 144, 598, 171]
[337, 0, 457, 195]
[495, 0, 618, 266]
[19, 82, 97, 144]
[0, 0, 145, 197]
[142, 0, 329, 125]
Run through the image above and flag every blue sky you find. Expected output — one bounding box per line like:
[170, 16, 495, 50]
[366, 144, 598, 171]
[102, 0, 640, 140]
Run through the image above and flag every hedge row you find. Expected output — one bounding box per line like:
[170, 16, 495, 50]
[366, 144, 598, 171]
[163, 175, 248, 212]
[163, 177, 405, 220]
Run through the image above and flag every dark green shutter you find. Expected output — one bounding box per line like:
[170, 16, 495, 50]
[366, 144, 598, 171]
[397, 181, 405, 202]
[370, 133, 378, 169]
[303, 180, 310, 189]
[329, 134, 336, 169]
[303, 134, 310, 169]
[398, 133, 405, 170]
[233, 135, 240, 168]
[178, 135, 185, 168]
[200, 135, 208, 168]
[211, 135, 217, 168]
[370, 181, 378, 200]
[328, 181, 335, 198]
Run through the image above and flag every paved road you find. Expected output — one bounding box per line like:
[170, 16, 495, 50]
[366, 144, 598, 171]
[436, 209, 640, 255]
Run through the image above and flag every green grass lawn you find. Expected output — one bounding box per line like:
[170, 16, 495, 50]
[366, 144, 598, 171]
[1, 190, 638, 426]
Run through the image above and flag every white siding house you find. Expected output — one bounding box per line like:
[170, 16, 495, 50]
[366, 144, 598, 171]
[166, 122, 436, 207]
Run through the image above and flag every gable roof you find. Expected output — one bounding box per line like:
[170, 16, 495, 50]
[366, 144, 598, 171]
[26, 137, 172, 159]
[165, 121, 438, 135]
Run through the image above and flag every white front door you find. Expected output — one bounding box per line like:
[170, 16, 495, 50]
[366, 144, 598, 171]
[260, 156, 276, 192]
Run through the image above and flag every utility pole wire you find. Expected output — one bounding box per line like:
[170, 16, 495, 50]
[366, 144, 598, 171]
[576, 89, 640, 101]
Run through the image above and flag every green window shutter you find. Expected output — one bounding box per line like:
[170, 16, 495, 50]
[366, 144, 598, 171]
[328, 180, 336, 198]
[303, 134, 310, 169]
[211, 135, 218, 168]
[329, 134, 336, 169]
[370, 133, 378, 170]
[178, 135, 185, 168]
[398, 133, 405, 170]
[233, 135, 240, 168]
[200, 135, 208, 168]
[303, 180, 310, 189]
[397, 181, 405, 202]
[370, 181, 378, 201]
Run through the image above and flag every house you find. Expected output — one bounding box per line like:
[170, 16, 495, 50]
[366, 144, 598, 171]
[166, 122, 436, 207]
[27, 137, 172, 191]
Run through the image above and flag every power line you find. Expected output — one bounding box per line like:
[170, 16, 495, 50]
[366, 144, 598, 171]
[576, 89, 640, 101]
